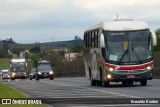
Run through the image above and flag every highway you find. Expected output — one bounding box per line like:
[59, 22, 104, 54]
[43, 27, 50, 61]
[1, 77, 160, 107]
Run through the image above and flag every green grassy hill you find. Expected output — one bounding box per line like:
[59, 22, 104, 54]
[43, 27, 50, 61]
[0, 59, 10, 70]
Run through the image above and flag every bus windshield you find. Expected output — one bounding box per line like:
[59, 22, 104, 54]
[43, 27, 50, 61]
[11, 62, 26, 72]
[104, 29, 152, 65]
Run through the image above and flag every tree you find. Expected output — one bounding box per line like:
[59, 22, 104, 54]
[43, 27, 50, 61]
[28, 53, 40, 61]
[3, 43, 9, 51]
[70, 45, 84, 53]
[0, 48, 7, 58]
[2, 43, 9, 57]
[153, 28, 160, 52]
[74, 35, 81, 40]
[11, 48, 25, 56]
[29, 46, 41, 53]
[155, 28, 160, 38]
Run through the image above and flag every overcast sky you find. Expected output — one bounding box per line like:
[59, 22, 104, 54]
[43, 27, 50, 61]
[0, 0, 159, 43]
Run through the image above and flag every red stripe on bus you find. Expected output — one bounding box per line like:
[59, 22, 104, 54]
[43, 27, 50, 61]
[104, 61, 154, 70]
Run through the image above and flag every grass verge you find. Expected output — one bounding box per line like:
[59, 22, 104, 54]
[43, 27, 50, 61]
[0, 58, 10, 69]
[0, 83, 45, 107]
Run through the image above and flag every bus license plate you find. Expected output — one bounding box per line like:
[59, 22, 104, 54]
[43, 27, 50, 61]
[127, 75, 135, 78]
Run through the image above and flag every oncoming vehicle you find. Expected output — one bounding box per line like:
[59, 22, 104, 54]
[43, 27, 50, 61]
[83, 19, 157, 87]
[10, 59, 27, 80]
[1, 69, 10, 79]
[35, 65, 54, 80]
[29, 68, 37, 80]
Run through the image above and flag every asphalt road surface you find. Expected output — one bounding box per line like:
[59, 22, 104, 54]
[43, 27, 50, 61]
[1, 77, 160, 107]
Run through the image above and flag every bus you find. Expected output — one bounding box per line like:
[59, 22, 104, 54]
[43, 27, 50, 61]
[83, 19, 157, 87]
[10, 59, 27, 80]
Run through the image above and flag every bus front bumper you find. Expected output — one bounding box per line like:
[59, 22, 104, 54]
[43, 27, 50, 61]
[105, 69, 153, 82]
[11, 74, 27, 79]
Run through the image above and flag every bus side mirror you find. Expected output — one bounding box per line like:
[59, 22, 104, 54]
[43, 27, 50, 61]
[151, 32, 157, 46]
[100, 34, 105, 48]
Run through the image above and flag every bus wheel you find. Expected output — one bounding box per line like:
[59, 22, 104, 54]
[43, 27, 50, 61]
[140, 80, 147, 86]
[122, 81, 128, 86]
[91, 79, 96, 86]
[102, 81, 109, 87]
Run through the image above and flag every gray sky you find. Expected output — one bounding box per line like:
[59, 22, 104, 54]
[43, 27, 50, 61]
[0, 0, 159, 43]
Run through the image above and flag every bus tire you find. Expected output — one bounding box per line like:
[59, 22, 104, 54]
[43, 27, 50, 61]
[140, 80, 147, 86]
[102, 81, 109, 87]
[98, 67, 103, 86]
[122, 81, 128, 86]
[91, 79, 96, 86]
[30, 78, 32, 80]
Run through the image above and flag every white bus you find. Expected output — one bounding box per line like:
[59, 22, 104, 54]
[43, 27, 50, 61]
[10, 58, 27, 80]
[84, 19, 157, 87]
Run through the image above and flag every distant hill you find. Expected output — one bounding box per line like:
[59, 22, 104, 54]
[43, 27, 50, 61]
[0, 39, 84, 50]
[0, 38, 16, 44]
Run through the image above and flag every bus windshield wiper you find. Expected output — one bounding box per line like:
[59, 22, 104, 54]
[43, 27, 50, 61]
[117, 48, 128, 65]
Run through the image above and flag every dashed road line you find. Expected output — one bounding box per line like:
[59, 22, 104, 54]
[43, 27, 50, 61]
[41, 80, 140, 98]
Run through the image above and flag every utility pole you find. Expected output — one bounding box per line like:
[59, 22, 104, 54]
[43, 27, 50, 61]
[116, 14, 119, 20]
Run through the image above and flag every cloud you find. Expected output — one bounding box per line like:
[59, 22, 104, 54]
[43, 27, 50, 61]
[0, 0, 159, 43]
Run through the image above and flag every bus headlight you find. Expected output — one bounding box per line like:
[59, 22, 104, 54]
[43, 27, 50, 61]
[49, 71, 54, 75]
[107, 74, 112, 79]
[147, 66, 151, 70]
[108, 68, 114, 72]
[12, 72, 16, 76]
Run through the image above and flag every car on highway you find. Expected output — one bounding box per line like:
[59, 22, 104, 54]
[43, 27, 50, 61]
[35, 65, 54, 80]
[1, 69, 10, 79]
[29, 68, 37, 80]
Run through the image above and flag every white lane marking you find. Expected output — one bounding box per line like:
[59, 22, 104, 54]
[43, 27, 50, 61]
[40, 81, 140, 98]
[54, 78, 89, 83]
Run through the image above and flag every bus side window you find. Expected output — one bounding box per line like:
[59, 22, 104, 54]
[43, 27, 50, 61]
[95, 30, 98, 47]
[87, 33, 89, 48]
[84, 33, 87, 48]
[88, 32, 90, 48]
[94, 30, 96, 47]
[90, 31, 92, 47]
[92, 31, 95, 47]
[97, 30, 99, 47]
[84, 33, 85, 47]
